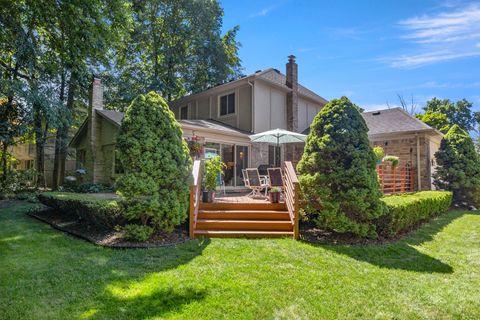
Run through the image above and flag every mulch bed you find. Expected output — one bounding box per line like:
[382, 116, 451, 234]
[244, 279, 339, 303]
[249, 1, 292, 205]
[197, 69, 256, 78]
[27, 206, 189, 248]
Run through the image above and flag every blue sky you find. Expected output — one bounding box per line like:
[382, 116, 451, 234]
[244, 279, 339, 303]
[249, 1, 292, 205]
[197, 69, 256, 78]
[220, 0, 480, 112]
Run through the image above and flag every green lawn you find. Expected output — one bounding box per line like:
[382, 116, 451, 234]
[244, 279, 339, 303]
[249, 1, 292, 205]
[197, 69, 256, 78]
[1, 202, 479, 319]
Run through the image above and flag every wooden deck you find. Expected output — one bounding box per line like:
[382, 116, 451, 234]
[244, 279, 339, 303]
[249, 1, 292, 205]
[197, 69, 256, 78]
[214, 192, 280, 204]
[189, 161, 299, 239]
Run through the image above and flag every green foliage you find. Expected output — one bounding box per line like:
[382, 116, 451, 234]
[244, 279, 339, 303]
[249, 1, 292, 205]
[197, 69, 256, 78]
[103, 0, 241, 110]
[203, 156, 226, 191]
[38, 192, 124, 228]
[383, 155, 399, 167]
[0, 169, 37, 196]
[433, 125, 480, 205]
[377, 191, 452, 237]
[418, 98, 478, 133]
[116, 92, 192, 232]
[60, 182, 114, 194]
[373, 146, 385, 161]
[297, 96, 386, 238]
[417, 112, 450, 134]
[122, 224, 154, 242]
[270, 187, 281, 193]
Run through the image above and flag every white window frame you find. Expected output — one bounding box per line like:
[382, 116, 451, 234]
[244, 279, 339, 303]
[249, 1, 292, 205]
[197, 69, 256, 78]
[217, 91, 236, 118]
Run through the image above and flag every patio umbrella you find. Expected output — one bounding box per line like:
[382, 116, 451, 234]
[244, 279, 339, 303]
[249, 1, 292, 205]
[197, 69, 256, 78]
[249, 128, 307, 146]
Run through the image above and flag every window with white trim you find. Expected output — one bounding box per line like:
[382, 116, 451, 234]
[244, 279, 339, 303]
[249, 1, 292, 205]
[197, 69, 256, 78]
[219, 92, 235, 116]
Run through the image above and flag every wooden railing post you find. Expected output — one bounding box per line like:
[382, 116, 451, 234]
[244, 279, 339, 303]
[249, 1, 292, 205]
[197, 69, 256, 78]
[284, 161, 300, 240]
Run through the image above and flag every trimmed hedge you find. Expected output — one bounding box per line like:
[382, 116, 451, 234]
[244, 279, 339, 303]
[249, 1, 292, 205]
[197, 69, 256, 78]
[377, 191, 452, 237]
[38, 192, 125, 228]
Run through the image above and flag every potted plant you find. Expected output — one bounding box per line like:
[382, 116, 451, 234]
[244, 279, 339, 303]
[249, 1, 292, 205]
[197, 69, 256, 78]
[373, 146, 385, 165]
[383, 155, 399, 167]
[269, 187, 281, 203]
[202, 156, 226, 203]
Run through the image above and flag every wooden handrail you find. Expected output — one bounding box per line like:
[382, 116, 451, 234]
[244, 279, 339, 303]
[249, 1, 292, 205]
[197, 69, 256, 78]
[284, 161, 299, 239]
[189, 160, 203, 238]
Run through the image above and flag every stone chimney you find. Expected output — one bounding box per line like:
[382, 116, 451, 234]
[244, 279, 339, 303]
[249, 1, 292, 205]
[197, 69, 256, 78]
[87, 76, 104, 183]
[90, 76, 104, 111]
[286, 55, 298, 132]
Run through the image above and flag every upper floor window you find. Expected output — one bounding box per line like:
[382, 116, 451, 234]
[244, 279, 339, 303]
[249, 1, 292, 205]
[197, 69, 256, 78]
[180, 105, 188, 119]
[219, 92, 235, 116]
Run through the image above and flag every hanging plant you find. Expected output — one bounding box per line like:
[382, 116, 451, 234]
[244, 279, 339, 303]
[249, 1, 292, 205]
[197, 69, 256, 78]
[383, 155, 399, 167]
[187, 139, 203, 158]
[373, 146, 385, 164]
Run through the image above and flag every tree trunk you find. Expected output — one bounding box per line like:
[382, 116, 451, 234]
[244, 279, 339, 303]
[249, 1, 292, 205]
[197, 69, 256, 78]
[1, 142, 8, 182]
[52, 74, 74, 189]
[34, 106, 46, 189]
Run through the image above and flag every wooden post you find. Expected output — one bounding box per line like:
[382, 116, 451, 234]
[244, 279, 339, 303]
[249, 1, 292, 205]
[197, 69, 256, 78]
[293, 182, 299, 240]
[392, 166, 396, 194]
[400, 166, 405, 193]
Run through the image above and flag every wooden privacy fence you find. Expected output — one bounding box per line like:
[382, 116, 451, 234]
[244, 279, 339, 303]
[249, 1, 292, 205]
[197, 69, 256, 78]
[377, 164, 415, 194]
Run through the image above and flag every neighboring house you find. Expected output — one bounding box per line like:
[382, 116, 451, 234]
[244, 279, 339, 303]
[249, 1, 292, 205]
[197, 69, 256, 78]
[9, 138, 76, 187]
[70, 56, 442, 191]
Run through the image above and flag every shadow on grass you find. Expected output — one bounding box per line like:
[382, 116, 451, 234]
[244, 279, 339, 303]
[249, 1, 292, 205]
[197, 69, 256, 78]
[85, 287, 207, 319]
[313, 211, 469, 273]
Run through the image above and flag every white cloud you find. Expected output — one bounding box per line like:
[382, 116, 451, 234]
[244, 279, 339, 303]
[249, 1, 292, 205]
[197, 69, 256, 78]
[249, 5, 277, 18]
[385, 4, 480, 68]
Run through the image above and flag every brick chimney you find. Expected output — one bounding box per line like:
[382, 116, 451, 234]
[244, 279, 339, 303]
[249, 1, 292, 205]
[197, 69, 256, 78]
[87, 76, 104, 183]
[286, 55, 298, 132]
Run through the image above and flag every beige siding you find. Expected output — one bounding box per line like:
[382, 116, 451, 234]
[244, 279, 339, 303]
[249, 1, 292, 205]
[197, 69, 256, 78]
[298, 97, 322, 133]
[172, 84, 253, 132]
[197, 97, 210, 119]
[253, 81, 288, 133]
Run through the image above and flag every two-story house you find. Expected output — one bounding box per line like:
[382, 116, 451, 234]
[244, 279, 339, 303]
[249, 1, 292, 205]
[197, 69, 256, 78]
[70, 56, 442, 190]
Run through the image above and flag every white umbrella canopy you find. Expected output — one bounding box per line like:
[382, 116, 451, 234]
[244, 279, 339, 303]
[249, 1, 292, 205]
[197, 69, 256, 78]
[249, 128, 307, 145]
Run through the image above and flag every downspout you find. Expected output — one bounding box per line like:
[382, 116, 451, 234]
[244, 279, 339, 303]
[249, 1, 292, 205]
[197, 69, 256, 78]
[247, 79, 255, 133]
[416, 134, 421, 191]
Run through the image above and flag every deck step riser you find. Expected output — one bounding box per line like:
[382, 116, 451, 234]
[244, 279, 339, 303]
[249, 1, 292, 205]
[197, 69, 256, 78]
[199, 203, 287, 211]
[198, 211, 290, 221]
[194, 232, 293, 238]
[196, 220, 293, 231]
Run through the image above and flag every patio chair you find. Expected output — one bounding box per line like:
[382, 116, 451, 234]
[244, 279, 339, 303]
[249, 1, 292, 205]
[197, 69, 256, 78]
[243, 168, 268, 198]
[267, 167, 284, 201]
[267, 167, 284, 188]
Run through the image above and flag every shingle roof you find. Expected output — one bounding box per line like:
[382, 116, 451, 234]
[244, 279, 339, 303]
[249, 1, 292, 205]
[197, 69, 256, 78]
[172, 67, 329, 106]
[301, 107, 439, 137]
[362, 107, 435, 136]
[96, 109, 124, 126]
[179, 119, 250, 136]
[96, 109, 249, 136]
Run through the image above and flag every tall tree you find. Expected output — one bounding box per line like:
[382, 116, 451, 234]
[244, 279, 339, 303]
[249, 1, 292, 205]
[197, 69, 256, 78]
[105, 0, 241, 111]
[48, 0, 131, 188]
[417, 98, 478, 134]
[434, 125, 480, 206]
[297, 97, 386, 238]
[0, 0, 61, 187]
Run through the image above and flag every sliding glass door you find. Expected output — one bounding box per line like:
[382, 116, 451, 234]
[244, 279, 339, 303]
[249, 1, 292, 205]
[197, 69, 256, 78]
[235, 145, 249, 186]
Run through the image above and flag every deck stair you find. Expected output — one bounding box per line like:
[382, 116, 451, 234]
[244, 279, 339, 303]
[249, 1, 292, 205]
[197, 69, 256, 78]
[189, 160, 300, 239]
[194, 202, 293, 238]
